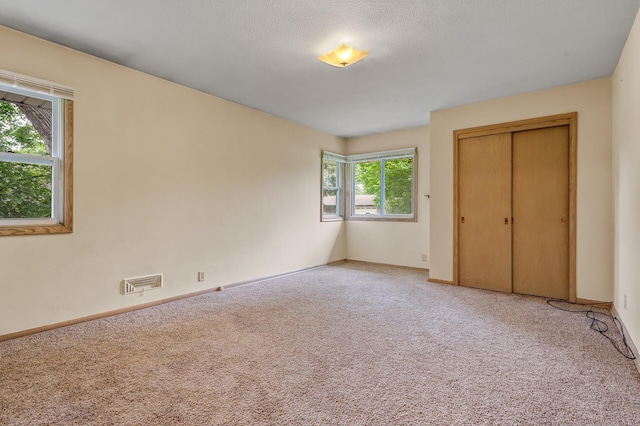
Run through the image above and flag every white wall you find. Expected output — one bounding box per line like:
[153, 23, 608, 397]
[0, 26, 346, 335]
[613, 11, 640, 350]
[430, 78, 613, 301]
[345, 126, 430, 268]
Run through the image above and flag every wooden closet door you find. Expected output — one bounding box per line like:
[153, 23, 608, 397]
[512, 126, 569, 299]
[458, 133, 512, 292]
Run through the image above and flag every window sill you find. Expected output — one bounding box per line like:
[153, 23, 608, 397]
[0, 222, 73, 236]
[348, 215, 417, 222]
[321, 216, 344, 222]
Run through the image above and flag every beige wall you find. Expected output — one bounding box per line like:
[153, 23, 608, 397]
[345, 126, 430, 268]
[0, 20, 627, 336]
[430, 78, 613, 301]
[613, 11, 640, 350]
[0, 26, 346, 335]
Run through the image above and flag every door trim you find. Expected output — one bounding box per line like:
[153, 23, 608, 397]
[453, 112, 577, 302]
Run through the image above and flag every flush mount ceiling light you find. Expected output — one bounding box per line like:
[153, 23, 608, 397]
[319, 44, 368, 67]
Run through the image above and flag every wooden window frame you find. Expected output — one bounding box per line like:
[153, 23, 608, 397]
[0, 100, 73, 236]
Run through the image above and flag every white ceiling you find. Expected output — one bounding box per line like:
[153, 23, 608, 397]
[0, 0, 638, 137]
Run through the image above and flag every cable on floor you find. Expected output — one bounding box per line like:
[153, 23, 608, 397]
[547, 299, 636, 360]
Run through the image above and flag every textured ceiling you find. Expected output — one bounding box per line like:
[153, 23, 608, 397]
[0, 0, 638, 137]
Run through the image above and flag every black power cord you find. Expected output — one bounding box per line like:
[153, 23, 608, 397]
[547, 299, 636, 360]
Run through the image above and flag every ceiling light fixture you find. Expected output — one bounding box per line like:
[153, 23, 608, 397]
[319, 44, 368, 67]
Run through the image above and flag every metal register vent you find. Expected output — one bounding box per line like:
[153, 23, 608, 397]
[122, 273, 163, 295]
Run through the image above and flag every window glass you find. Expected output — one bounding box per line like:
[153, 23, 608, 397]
[0, 161, 52, 219]
[354, 161, 381, 215]
[0, 100, 54, 219]
[384, 158, 413, 215]
[322, 160, 337, 187]
[322, 149, 414, 222]
[322, 157, 343, 219]
[322, 189, 338, 215]
[348, 148, 416, 220]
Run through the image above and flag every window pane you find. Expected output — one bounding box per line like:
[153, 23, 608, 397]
[322, 160, 337, 187]
[0, 100, 51, 156]
[0, 161, 52, 218]
[384, 158, 413, 215]
[0, 96, 54, 220]
[323, 189, 337, 215]
[354, 161, 380, 215]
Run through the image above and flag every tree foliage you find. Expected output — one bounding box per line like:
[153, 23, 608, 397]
[355, 158, 413, 214]
[0, 101, 52, 218]
[322, 160, 337, 188]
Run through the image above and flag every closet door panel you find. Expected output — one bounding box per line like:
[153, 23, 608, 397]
[458, 133, 512, 292]
[512, 126, 569, 299]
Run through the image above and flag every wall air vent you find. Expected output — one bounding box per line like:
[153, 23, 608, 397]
[122, 273, 163, 295]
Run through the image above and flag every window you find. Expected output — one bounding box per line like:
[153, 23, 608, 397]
[321, 148, 417, 222]
[349, 148, 416, 220]
[321, 151, 346, 220]
[0, 70, 74, 236]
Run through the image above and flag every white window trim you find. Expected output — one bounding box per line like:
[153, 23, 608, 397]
[321, 148, 418, 223]
[0, 69, 74, 100]
[321, 151, 346, 221]
[347, 148, 417, 222]
[345, 147, 416, 163]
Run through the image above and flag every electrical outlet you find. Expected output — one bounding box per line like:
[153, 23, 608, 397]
[421, 254, 427, 262]
[624, 294, 627, 309]
[198, 272, 205, 282]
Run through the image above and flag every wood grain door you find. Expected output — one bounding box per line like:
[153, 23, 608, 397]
[458, 133, 512, 292]
[512, 126, 569, 299]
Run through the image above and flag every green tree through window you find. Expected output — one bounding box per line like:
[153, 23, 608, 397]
[355, 158, 413, 215]
[0, 101, 53, 218]
[321, 149, 414, 221]
[384, 158, 413, 214]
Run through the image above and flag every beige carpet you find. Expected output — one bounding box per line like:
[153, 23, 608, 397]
[1, 262, 639, 425]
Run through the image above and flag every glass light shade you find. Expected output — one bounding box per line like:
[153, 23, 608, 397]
[319, 44, 368, 67]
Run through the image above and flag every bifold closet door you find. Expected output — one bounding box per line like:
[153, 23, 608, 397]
[458, 133, 512, 292]
[512, 126, 569, 299]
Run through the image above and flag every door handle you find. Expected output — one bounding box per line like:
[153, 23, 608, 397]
[561, 218, 566, 225]
[461, 216, 465, 224]
[505, 218, 509, 225]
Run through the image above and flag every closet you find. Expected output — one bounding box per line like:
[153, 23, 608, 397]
[453, 113, 576, 301]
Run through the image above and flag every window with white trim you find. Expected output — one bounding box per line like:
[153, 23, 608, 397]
[321, 148, 416, 222]
[0, 70, 74, 236]
[321, 151, 345, 220]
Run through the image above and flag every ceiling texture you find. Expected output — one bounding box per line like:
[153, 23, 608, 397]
[0, 0, 639, 138]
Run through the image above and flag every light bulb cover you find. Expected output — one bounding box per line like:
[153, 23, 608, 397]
[319, 44, 368, 67]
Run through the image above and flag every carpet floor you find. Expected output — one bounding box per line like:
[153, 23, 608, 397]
[1, 262, 639, 425]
